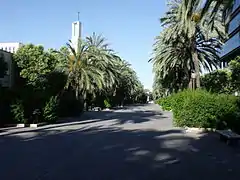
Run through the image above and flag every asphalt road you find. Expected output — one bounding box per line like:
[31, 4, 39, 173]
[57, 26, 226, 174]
[0, 104, 240, 180]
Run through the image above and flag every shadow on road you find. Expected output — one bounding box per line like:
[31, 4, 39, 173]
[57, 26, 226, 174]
[81, 110, 169, 125]
[1, 125, 240, 180]
[0, 108, 170, 137]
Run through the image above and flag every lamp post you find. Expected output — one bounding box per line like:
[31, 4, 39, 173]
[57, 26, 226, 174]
[191, 72, 196, 90]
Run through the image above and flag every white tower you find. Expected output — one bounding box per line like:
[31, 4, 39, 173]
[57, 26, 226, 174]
[71, 21, 81, 52]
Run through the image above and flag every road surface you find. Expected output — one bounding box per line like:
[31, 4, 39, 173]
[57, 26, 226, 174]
[0, 104, 240, 180]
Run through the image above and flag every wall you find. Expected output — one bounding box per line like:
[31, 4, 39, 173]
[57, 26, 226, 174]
[0, 50, 14, 88]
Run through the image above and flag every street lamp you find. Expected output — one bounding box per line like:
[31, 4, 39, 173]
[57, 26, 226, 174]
[191, 72, 196, 90]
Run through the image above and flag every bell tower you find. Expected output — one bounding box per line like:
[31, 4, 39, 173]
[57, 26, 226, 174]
[71, 12, 82, 52]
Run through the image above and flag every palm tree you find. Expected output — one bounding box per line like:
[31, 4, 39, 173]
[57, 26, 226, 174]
[111, 58, 144, 106]
[202, 0, 234, 25]
[84, 33, 145, 106]
[85, 33, 120, 93]
[65, 39, 105, 101]
[150, 26, 222, 94]
[58, 33, 145, 108]
[157, 0, 227, 88]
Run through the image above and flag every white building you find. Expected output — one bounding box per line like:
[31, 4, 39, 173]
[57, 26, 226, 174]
[71, 21, 82, 52]
[0, 50, 14, 87]
[0, 42, 23, 53]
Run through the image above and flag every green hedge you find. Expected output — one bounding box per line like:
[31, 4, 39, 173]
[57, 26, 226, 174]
[157, 96, 173, 111]
[157, 90, 240, 132]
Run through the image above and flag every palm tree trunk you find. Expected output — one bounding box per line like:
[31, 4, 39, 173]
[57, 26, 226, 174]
[193, 50, 200, 88]
[75, 86, 79, 100]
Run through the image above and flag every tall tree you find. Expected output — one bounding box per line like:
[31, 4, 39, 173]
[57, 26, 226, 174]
[202, 0, 234, 25]
[64, 39, 105, 100]
[151, 0, 227, 91]
[86, 33, 119, 92]
[57, 33, 146, 108]
[14, 44, 57, 86]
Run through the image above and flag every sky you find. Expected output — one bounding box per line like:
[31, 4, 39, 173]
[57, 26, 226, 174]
[0, 0, 168, 91]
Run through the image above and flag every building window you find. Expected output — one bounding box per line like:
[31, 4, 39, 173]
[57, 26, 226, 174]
[229, 13, 240, 34]
[233, 0, 240, 12]
[9, 47, 11, 52]
[222, 32, 240, 56]
[13, 47, 15, 53]
[5, 47, 7, 51]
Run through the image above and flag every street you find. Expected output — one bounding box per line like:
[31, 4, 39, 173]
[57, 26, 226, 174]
[0, 104, 240, 180]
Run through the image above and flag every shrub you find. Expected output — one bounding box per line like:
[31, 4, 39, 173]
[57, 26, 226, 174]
[58, 90, 83, 117]
[104, 99, 111, 108]
[170, 89, 240, 131]
[32, 109, 41, 123]
[11, 99, 25, 123]
[43, 96, 59, 123]
[201, 70, 232, 94]
[156, 96, 174, 111]
[0, 88, 15, 126]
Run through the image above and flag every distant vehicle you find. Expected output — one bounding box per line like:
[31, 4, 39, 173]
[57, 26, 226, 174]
[92, 107, 101, 111]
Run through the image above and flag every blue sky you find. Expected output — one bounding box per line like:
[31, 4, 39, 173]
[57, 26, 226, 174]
[0, 0, 168, 90]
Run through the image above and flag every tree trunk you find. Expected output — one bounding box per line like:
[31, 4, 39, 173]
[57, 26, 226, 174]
[75, 86, 79, 100]
[193, 50, 200, 88]
[84, 101, 88, 111]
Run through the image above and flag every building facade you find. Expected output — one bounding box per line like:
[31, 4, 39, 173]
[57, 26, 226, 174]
[0, 50, 14, 88]
[0, 42, 23, 54]
[221, 0, 240, 67]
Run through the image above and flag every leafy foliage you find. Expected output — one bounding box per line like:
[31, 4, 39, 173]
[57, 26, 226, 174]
[201, 56, 240, 94]
[201, 70, 232, 94]
[11, 99, 25, 123]
[43, 96, 59, 123]
[13, 44, 57, 85]
[202, 0, 234, 25]
[157, 90, 240, 132]
[58, 90, 83, 117]
[59, 33, 146, 108]
[150, 0, 228, 96]
[4, 33, 146, 126]
[157, 96, 173, 111]
[104, 99, 111, 108]
[229, 56, 240, 92]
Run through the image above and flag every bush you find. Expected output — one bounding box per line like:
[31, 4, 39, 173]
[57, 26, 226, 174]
[201, 70, 232, 94]
[58, 90, 83, 117]
[169, 90, 240, 131]
[104, 99, 111, 108]
[0, 88, 15, 126]
[43, 96, 59, 123]
[156, 96, 174, 111]
[11, 99, 25, 123]
[32, 109, 41, 123]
